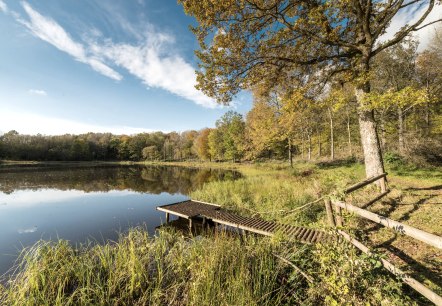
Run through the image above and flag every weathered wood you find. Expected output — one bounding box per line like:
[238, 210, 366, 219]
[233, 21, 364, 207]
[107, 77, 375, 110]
[332, 200, 442, 249]
[379, 176, 387, 193]
[344, 173, 387, 194]
[324, 199, 336, 227]
[338, 230, 442, 305]
[335, 206, 343, 227]
[165, 213, 170, 223]
[157, 200, 326, 243]
[360, 190, 390, 209]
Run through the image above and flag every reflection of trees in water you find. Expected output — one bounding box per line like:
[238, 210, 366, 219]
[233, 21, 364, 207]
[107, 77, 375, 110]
[0, 166, 241, 195]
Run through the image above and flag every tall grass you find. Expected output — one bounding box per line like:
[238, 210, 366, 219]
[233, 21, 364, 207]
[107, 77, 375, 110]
[0, 228, 414, 305]
[0, 228, 293, 306]
[190, 160, 367, 226]
[0, 160, 430, 305]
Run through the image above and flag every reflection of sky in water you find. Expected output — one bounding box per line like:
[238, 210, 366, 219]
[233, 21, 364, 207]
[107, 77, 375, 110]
[0, 189, 143, 207]
[0, 188, 186, 276]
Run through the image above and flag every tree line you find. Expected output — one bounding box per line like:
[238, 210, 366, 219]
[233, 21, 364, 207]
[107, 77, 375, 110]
[1, 31, 441, 165]
[178, 0, 441, 177]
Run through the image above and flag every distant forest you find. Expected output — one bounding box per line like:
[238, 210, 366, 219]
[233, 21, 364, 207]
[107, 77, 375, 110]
[1, 32, 442, 165]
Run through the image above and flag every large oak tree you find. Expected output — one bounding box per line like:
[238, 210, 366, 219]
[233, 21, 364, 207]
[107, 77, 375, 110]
[180, 0, 441, 178]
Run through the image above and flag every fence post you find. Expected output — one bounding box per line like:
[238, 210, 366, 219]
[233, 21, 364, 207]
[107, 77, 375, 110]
[335, 206, 343, 227]
[379, 176, 387, 193]
[324, 199, 336, 227]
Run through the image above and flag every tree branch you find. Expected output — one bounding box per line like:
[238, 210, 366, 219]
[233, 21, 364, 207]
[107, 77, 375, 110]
[373, 0, 437, 56]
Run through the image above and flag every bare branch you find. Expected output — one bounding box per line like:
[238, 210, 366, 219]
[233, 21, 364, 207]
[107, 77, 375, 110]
[373, 0, 437, 56]
[414, 18, 442, 31]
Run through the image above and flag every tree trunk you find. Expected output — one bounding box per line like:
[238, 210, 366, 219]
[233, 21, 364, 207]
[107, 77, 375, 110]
[301, 132, 305, 160]
[425, 97, 430, 136]
[355, 58, 385, 179]
[308, 131, 312, 160]
[328, 107, 334, 160]
[379, 111, 387, 152]
[346, 106, 352, 156]
[288, 137, 293, 168]
[398, 107, 405, 155]
[356, 98, 385, 179]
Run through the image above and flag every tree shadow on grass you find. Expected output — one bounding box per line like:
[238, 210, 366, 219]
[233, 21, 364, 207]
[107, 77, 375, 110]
[315, 158, 361, 169]
[405, 185, 442, 191]
[375, 235, 442, 290]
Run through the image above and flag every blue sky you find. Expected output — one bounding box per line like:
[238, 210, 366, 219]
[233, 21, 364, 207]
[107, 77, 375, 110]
[0, 0, 252, 135]
[0, 1, 440, 135]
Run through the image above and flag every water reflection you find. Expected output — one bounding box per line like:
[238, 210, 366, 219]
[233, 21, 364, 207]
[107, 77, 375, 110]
[0, 165, 240, 194]
[0, 165, 240, 276]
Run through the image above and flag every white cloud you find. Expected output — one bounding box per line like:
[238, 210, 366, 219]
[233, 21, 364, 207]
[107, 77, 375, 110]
[0, 0, 7, 13]
[16, 2, 217, 108]
[19, 2, 122, 81]
[381, 3, 442, 51]
[0, 110, 157, 135]
[29, 89, 47, 96]
[91, 32, 218, 108]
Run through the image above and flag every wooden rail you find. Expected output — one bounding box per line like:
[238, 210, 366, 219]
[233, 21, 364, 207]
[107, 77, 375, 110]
[332, 200, 442, 249]
[338, 230, 442, 305]
[344, 172, 387, 194]
[325, 173, 442, 305]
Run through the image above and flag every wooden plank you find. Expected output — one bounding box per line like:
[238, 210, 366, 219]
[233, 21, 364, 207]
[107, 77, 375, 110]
[311, 230, 319, 242]
[344, 173, 387, 194]
[210, 216, 273, 237]
[360, 190, 390, 209]
[324, 199, 336, 227]
[262, 222, 275, 232]
[157, 207, 191, 219]
[332, 200, 442, 249]
[266, 223, 278, 233]
[192, 199, 222, 207]
[301, 229, 311, 241]
[291, 227, 303, 237]
[255, 220, 268, 230]
[157, 200, 326, 244]
[306, 230, 316, 242]
[338, 230, 442, 305]
[296, 228, 307, 239]
[229, 214, 243, 225]
[288, 226, 298, 236]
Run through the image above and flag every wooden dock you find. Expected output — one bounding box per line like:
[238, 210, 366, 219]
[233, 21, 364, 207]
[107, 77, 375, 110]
[156, 200, 327, 244]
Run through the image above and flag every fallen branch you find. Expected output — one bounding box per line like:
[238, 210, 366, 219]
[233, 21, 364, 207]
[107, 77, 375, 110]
[273, 253, 314, 283]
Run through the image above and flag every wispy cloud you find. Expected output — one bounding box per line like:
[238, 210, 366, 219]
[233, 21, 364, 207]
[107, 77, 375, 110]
[91, 32, 218, 108]
[19, 2, 122, 81]
[15, 2, 217, 108]
[381, 3, 442, 51]
[0, 0, 7, 13]
[29, 89, 47, 96]
[0, 110, 157, 135]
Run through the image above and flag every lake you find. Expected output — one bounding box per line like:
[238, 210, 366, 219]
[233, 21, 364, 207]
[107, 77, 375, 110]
[0, 164, 239, 276]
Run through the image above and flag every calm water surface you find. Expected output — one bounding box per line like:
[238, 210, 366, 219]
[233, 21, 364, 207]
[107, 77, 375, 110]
[0, 165, 239, 276]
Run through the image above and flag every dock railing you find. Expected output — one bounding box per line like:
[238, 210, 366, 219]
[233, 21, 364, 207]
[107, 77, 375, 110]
[324, 172, 442, 305]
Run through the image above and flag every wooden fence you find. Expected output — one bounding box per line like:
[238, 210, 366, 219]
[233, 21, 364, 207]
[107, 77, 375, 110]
[324, 173, 442, 305]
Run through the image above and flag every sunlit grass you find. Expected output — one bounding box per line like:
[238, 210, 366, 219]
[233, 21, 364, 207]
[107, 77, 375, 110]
[0, 228, 291, 306]
[1, 159, 439, 305]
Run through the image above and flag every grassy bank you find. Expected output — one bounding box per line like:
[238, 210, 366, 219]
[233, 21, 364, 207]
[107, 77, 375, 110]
[0, 228, 411, 305]
[1, 159, 441, 305]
